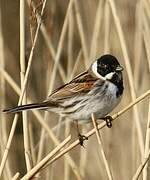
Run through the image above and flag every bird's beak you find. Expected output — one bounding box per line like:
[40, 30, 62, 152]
[116, 65, 124, 72]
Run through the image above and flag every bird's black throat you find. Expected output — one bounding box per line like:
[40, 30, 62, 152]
[109, 73, 124, 97]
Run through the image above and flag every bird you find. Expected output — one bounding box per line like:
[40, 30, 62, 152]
[3, 54, 124, 146]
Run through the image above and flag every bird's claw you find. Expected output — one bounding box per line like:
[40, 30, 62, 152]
[78, 134, 88, 147]
[103, 116, 113, 128]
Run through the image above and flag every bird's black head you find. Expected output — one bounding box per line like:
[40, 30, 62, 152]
[90, 54, 124, 96]
[96, 54, 123, 77]
[91, 54, 123, 80]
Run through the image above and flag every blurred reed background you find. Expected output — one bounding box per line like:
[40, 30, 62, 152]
[0, 0, 150, 179]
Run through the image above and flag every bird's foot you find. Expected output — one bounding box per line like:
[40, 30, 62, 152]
[102, 116, 113, 128]
[78, 134, 88, 147]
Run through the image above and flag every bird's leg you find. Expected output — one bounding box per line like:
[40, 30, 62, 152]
[101, 115, 113, 128]
[74, 120, 88, 147]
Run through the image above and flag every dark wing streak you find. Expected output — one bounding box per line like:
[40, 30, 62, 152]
[47, 71, 99, 101]
[49, 71, 89, 96]
[48, 81, 96, 101]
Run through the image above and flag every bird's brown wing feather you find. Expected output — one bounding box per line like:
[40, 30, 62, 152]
[47, 71, 102, 101]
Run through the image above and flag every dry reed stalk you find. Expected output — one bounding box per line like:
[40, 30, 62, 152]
[104, 0, 110, 53]
[40, 22, 66, 82]
[108, 0, 144, 156]
[143, 13, 150, 71]
[37, 118, 62, 179]
[91, 114, 113, 180]
[143, 102, 150, 180]
[27, 0, 66, 82]
[0, 114, 19, 178]
[11, 172, 20, 180]
[18, 0, 47, 107]
[0, 10, 12, 179]
[132, 150, 150, 180]
[48, 118, 62, 178]
[64, 159, 70, 180]
[36, 113, 51, 164]
[0, 139, 12, 180]
[0, 0, 47, 176]
[0, 171, 7, 180]
[20, 135, 71, 180]
[133, 1, 143, 88]
[28, 123, 36, 166]
[64, 121, 71, 180]
[79, 125, 88, 178]
[67, 6, 74, 76]
[20, 0, 32, 171]
[0, 68, 20, 95]
[43, 89, 150, 170]
[70, 49, 83, 80]
[0, 139, 12, 179]
[48, 0, 74, 94]
[56, 116, 64, 138]
[142, 17, 150, 180]
[132, 1, 143, 173]
[90, 0, 103, 60]
[143, 41, 150, 71]
[143, 0, 150, 21]
[74, 1, 89, 68]
[0, 68, 83, 180]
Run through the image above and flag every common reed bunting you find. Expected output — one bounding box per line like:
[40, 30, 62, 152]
[3, 54, 124, 145]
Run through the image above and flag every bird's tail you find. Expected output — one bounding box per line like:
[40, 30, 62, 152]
[3, 102, 50, 113]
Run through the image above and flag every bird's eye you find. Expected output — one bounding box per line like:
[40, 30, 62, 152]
[101, 64, 107, 68]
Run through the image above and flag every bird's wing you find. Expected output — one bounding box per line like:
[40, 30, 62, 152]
[47, 71, 103, 101]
